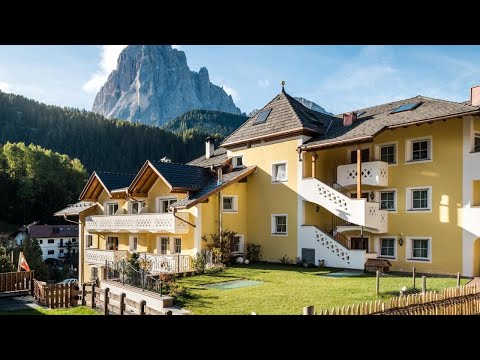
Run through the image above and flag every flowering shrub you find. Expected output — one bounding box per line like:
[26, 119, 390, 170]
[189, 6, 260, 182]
[204, 263, 226, 274]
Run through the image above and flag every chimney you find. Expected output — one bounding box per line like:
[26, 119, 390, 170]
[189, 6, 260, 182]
[343, 112, 357, 127]
[205, 136, 214, 159]
[471, 86, 480, 106]
[217, 168, 223, 186]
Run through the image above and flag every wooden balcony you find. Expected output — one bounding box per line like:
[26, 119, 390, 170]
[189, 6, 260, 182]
[84, 212, 190, 234]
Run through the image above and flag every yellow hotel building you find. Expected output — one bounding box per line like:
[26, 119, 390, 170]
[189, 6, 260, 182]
[56, 85, 480, 285]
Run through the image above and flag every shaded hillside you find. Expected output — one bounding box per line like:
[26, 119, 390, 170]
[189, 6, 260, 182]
[0, 91, 212, 173]
[161, 109, 248, 138]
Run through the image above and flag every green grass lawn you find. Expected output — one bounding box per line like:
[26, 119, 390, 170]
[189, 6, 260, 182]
[0, 306, 98, 315]
[177, 264, 468, 315]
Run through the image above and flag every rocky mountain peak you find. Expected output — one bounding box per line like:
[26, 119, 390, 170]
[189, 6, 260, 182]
[92, 45, 242, 126]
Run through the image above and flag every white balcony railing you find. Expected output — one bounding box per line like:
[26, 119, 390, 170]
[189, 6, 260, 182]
[139, 253, 193, 274]
[85, 249, 128, 266]
[337, 161, 389, 187]
[84, 213, 190, 233]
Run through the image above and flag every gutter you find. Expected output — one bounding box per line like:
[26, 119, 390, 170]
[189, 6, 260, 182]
[172, 207, 196, 228]
[62, 215, 80, 225]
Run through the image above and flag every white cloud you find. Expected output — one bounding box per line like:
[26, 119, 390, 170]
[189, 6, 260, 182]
[171, 45, 182, 50]
[258, 79, 270, 88]
[83, 45, 127, 94]
[0, 81, 12, 92]
[222, 85, 239, 101]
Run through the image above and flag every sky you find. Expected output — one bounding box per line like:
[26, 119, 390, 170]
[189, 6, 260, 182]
[0, 45, 480, 115]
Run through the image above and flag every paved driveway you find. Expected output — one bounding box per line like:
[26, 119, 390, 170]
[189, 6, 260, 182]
[0, 295, 43, 312]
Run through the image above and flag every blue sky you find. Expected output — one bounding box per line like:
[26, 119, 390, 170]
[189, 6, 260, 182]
[0, 45, 480, 115]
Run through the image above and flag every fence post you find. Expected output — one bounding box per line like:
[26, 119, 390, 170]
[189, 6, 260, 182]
[45, 287, 50, 308]
[165, 310, 173, 315]
[140, 300, 146, 315]
[104, 288, 109, 315]
[120, 292, 126, 315]
[412, 267, 416, 288]
[82, 283, 86, 306]
[422, 276, 426, 293]
[91, 283, 96, 309]
[30, 277, 34, 297]
[303, 306, 315, 315]
[376, 271, 380, 297]
[456, 272, 461, 287]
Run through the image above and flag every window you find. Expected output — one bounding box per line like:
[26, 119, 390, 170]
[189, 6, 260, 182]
[391, 102, 421, 114]
[412, 189, 428, 210]
[158, 198, 176, 213]
[86, 235, 93, 248]
[233, 156, 244, 168]
[271, 215, 287, 235]
[380, 238, 395, 258]
[130, 201, 145, 214]
[412, 140, 430, 161]
[407, 187, 432, 212]
[253, 108, 271, 124]
[380, 144, 396, 164]
[47, 250, 54, 255]
[222, 196, 237, 212]
[412, 238, 429, 260]
[129, 236, 138, 252]
[72, 238, 77, 243]
[474, 132, 480, 153]
[107, 236, 118, 251]
[160, 237, 168, 255]
[48, 239, 54, 244]
[173, 238, 181, 254]
[272, 162, 287, 183]
[38, 239, 43, 244]
[105, 202, 119, 215]
[350, 148, 370, 164]
[380, 191, 396, 211]
[232, 235, 244, 253]
[59, 249, 64, 254]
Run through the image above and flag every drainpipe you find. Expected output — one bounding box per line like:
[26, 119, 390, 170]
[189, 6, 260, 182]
[62, 215, 79, 225]
[218, 169, 223, 247]
[172, 208, 196, 228]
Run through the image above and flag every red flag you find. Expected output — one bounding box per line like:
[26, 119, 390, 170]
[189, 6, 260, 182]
[19, 252, 30, 272]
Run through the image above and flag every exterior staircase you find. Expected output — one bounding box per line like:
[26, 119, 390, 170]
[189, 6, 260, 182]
[299, 177, 388, 233]
[299, 225, 375, 270]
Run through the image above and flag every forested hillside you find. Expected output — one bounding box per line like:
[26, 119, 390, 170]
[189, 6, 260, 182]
[0, 91, 223, 173]
[161, 109, 247, 137]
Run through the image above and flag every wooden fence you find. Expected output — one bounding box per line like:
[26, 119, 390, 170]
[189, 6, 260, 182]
[33, 280, 79, 309]
[305, 283, 480, 315]
[79, 283, 172, 315]
[0, 271, 34, 293]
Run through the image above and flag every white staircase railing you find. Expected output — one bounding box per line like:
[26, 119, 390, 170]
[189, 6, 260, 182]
[299, 177, 388, 232]
[299, 226, 369, 270]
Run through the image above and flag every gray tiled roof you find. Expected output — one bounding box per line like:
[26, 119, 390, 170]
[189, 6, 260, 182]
[222, 90, 330, 147]
[187, 147, 228, 168]
[96, 172, 136, 192]
[301, 95, 479, 149]
[149, 161, 213, 191]
[172, 166, 256, 209]
[29, 225, 79, 238]
[54, 201, 97, 216]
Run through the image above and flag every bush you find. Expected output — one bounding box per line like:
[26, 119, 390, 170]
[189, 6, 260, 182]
[204, 263, 226, 274]
[203, 229, 237, 263]
[166, 282, 187, 300]
[246, 243, 261, 263]
[192, 251, 207, 274]
[279, 255, 296, 265]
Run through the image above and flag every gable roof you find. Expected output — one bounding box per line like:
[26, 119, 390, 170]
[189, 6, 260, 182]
[187, 147, 229, 168]
[54, 201, 97, 216]
[300, 95, 480, 150]
[149, 161, 213, 191]
[29, 225, 78, 238]
[221, 89, 331, 147]
[172, 166, 256, 209]
[79, 171, 136, 200]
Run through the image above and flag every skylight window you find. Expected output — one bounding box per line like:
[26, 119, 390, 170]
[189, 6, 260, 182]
[356, 110, 366, 117]
[253, 108, 272, 124]
[391, 102, 421, 114]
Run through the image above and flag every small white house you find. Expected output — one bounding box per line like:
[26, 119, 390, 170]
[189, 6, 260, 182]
[29, 225, 79, 261]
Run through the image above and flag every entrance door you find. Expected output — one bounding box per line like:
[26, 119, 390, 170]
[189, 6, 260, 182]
[106, 236, 119, 250]
[350, 237, 368, 251]
[350, 148, 370, 164]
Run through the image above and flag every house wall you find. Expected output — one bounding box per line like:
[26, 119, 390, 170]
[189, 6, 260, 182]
[228, 137, 301, 262]
[35, 236, 79, 261]
[304, 118, 464, 275]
